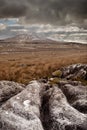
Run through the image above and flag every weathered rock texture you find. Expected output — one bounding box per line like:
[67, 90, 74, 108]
[0, 81, 44, 130]
[0, 81, 25, 106]
[61, 64, 87, 80]
[58, 80, 87, 114]
[0, 64, 87, 130]
[45, 86, 87, 130]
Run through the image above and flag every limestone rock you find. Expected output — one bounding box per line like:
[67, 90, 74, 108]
[58, 80, 87, 114]
[0, 64, 87, 130]
[41, 85, 87, 130]
[61, 64, 87, 80]
[0, 80, 44, 130]
[0, 80, 25, 106]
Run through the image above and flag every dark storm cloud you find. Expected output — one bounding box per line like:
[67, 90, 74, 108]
[0, 0, 28, 17]
[0, 0, 87, 25]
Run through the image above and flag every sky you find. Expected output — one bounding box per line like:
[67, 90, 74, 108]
[0, 0, 87, 26]
[0, 0, 87, 43]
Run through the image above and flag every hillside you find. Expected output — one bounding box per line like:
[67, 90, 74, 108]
[0, 34, 87, 84]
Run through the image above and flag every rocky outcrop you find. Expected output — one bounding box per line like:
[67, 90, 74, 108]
[0, 64, 87, 130]
[61, 64, 87, 80]
[0, 81, 44, 130]
[0, 81, 25, 106]
[58, 80, 87, 114]
[41, 85, 87, 130]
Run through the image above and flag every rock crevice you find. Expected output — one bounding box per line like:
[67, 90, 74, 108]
[0, 64, 87, 130]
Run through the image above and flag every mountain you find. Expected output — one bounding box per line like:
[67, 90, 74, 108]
[1, 33, 55, 43]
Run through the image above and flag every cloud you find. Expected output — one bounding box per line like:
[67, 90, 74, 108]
[0, 23, 6, 30]
[0, 0, 87, 25]
[0, 0, 28, 17]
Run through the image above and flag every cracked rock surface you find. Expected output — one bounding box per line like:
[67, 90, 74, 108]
[0, 81, 25, 106]
[61, 64, 87, 80]
[0, 64, 87, 130]
[0, 81, 44, 130]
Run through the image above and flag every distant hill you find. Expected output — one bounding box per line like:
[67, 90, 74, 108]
[1, 33, 56, 44]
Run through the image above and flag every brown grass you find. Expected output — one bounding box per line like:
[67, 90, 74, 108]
[0, 45, 87, 84]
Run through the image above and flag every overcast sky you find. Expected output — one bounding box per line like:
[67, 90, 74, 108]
[0, 0, 87, 26]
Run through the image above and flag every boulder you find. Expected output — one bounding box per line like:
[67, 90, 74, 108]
[0, 81, 25, 106]
[58, 80, 87, 114]
[0, 64, 87, 130]
[61, 64, 87, 80]
[41, 85, 87, 130]
[0, 80, 44, 130]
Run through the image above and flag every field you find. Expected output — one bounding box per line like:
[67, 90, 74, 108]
[0, 41, 87, 84]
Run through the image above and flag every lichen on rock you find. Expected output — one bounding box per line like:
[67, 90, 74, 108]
[0, 64, 87, 130]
